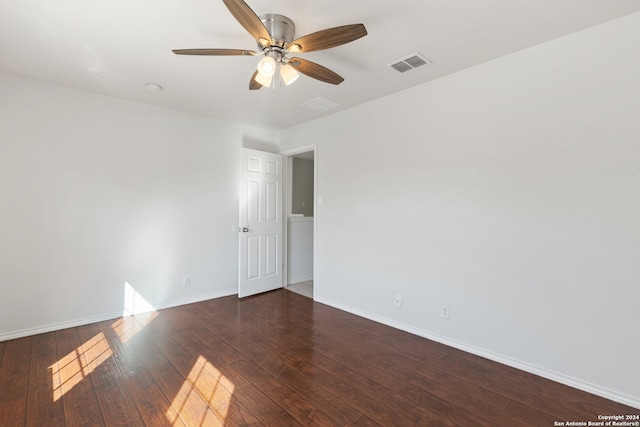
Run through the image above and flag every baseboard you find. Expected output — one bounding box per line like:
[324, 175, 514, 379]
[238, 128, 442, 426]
[316, 297, 640, 410]
[0, 288, 238, 343]
[288, 277, 313, 285]
[0, 312, 123, 342]
[150, 289, 237, 312]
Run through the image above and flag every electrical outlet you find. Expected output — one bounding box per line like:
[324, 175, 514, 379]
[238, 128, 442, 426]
[441, 305, 450, 320]
[182, 276, 191, 287]
[394, 293, 402, 308]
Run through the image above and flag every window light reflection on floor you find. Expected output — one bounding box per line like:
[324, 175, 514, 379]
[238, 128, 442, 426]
[50, 332, 113, 402]
[167, 356, 235, 426]
[111, 311, 158, 344]
[50, 282, 159, 402]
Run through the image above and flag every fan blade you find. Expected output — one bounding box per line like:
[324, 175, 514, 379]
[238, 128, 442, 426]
[287, 24, 367, 53]
[172, 48, 258, 56]
[249, 70, 263, 90]
[222, 0, 271, 48]
[289, 57, 344, 85]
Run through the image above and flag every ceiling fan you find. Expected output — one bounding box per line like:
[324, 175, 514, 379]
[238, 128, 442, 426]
[172, 0, 367, 90]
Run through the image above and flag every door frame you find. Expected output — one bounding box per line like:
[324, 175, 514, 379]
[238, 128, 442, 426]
[281, 143, 317, 300]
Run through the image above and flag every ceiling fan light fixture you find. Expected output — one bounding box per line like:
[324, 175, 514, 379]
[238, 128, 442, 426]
[257, 56, 276, 77]
[280, 63, 300, 86]
[172, 2, 367, 91]
[255, 72, 272, 88]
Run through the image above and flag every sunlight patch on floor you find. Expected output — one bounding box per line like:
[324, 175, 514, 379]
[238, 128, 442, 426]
[50, 332, 113, 401]
[50, 282, 160, 402]
[166, 355, 235, 426]
[110, 311, 158, 344]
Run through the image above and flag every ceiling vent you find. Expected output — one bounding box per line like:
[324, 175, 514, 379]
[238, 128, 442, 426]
[301, 97, 341, 112]
[388, 53, 432, 73]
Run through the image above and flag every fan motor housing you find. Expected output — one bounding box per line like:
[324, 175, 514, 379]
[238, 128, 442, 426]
[259, 14, 295, 48]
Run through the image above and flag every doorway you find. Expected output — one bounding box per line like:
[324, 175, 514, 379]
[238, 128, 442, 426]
[282, 144, 317, 299]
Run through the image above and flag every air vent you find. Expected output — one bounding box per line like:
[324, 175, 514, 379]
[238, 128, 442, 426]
[390, 62, 413, 73]
[388, 53, 432, 73]
[301, 97, 341, 112]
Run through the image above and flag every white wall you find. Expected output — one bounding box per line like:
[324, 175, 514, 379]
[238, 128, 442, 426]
[0, 73, 275, 339]
[287, 217, 314, 284]
[278, 13, 640, 406]
[291, 158, 314, 216]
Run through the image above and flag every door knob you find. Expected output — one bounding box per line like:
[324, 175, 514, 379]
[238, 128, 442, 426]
[241, 227, 249, 233]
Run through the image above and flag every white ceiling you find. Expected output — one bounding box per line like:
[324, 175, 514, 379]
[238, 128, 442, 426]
[2, 0, 640, 130]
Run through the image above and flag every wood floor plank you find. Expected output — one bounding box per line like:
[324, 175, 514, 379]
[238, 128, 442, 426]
[232, 295, 419, 397]
[356, 349, 537, 426]
[256, 355, 362, 425]
[0, 340, 6, 369]
[75, 323, 145, 427]
[133, 331, 224, 427]
[297, 330, 407, 392]
[232, 383, 303, 427]
[181, 303, 251, 362]
[99, 318, 187, 427]
[195, 302, 401, 410]
[0, 336, 31, 426]
[399, 381, 534, 427]
[25, 332, 65, 426]
[232, 357, 340, 426]
[347, 414, 384, 426]
[148, 314, 262, 426]
[166, 327, 253, 391]
[282, 347, 392, 401]
[54, 327, 105, 426]
[174, 302, 322, 425]
[376, 390, 458, 427]
[209, 318, 394, 408]
[393, 382, 476, 425]
[414, 349, 600, 421]
[274, 348, 339, 390]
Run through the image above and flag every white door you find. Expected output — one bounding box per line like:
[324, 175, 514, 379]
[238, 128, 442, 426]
[238, 148, 283, 298]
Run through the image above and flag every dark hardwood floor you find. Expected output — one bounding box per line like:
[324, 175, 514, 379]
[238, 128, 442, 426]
[0, 289, 637, 426]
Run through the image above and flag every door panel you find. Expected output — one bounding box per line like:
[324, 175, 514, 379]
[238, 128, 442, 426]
[239, 148, 283, 298]
[247, 180, 260, 221]
[265, 234, 278, 276]
[266, 181, 278, 222]
[247, 235, 260, 280]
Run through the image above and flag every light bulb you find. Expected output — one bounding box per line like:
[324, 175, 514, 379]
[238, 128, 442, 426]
[280, 64, 300, 86]
[257, 56, 276, 77]
[255, 72, 272, 88]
